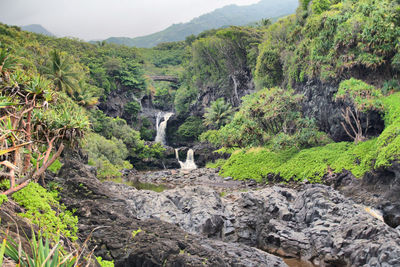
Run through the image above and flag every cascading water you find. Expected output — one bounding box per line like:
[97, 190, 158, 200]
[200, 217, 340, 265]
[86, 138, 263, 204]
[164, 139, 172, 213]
[154, 112, 197, 169]
[155, 112, 174, 145]
[175, 149, 197, 170]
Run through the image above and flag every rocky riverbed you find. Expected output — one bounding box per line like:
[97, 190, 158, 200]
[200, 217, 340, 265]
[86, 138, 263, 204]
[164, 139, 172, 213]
[54, 159, 400, 267]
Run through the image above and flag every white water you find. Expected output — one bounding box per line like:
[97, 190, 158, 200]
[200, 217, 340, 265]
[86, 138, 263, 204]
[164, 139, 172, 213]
[175, 148, 197, 170]
[155, 112, 174, 145]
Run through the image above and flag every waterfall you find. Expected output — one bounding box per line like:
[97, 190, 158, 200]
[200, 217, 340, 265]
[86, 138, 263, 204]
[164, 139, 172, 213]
[175, 149, 197, 170]
[155, 112, 174, 145]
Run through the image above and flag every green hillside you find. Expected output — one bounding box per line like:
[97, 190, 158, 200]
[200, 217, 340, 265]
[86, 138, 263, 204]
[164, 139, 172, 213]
[104, 0, 298, 48]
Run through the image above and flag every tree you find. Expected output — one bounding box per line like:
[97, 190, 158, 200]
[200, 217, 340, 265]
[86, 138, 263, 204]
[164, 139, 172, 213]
[44, 50, 79, 94]
[203, 98, 234, 129]
[69, 80, 99, 108]
[0, 46, 17, 79]
[1, 50, 89, 195]
[334, 78, 383, 143]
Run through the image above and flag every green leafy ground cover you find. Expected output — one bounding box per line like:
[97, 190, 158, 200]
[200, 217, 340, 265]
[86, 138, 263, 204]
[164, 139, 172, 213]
[12, 183, 78, 240]
[220, 92, 400, 183]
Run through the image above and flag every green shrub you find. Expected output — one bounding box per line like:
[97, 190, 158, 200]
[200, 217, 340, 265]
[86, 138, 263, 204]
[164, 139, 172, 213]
[134, 142, 166, 160]
[335, 78, 383, 111]
[0, 194, 7, 207]
[277, 140, 376, 182]
[374, 93, 400, 167]
[84, 133, 133, 179]
[177, 116, 205, 141]
[83, 133, 129, 167]
[96, 257, 114, 267]
[255, 45, 283, 88]
[256, 0, 400, 84]
[312, 0, 332, 15]
[202, 88, 330, 149]
[220, 148, 296, 182]
[381, 92, 400, 126]
[12, 183, 78, 240]
[139, 117, 156, 141]
[124, 101, 141, 121]
[199, 130, 224, 146]
[375, 123, 400, 168]
[174, 86, 197, 115]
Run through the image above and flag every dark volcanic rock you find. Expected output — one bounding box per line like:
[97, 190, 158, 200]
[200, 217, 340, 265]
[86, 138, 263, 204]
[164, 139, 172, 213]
[114, 174, 400, 266]
[190, 69, 255, 117]
[99, 166, 400, 266]
[98, 83, 142, 123]
[255, 185, 400, 266]
[329, 162, 400, 228]
[192, 142, 226, 168]
[55, 159, 400, 266]
[296, 79, 384, 141]
[55, 159, 286, 267]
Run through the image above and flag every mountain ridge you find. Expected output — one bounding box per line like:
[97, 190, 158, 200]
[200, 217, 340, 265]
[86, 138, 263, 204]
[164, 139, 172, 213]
[103, 0, 298, 48]
[21, 24, 55, 37]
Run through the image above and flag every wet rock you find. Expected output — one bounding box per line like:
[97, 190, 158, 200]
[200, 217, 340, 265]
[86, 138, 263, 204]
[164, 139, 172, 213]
[120, 180, 400, 266]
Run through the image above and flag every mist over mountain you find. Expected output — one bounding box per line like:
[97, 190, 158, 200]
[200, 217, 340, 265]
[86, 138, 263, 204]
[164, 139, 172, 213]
[21, 24, 55, 37]
[104, 0, 298, 48]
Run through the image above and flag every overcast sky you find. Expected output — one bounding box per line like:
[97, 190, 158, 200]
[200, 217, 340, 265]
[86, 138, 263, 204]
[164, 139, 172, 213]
[0, 0, 260, 40]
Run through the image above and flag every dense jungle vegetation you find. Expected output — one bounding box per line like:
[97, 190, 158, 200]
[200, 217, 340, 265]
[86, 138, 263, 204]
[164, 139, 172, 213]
[0, 0, 399, 264]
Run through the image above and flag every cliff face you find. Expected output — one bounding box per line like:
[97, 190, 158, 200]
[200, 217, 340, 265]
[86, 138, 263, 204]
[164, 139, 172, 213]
[296, 79, 385, 142]
[98, 83, 139, 120]
[190, 69, 255, 118]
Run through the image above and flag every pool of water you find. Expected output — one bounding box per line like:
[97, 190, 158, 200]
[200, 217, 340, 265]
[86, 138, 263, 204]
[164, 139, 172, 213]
[130, 181, 168, 192]
[283, 258, 316, 267]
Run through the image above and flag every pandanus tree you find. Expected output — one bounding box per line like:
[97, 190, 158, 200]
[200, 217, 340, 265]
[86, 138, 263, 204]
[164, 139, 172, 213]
[0, 48, 89, 195]
[0, 45, 17, 79]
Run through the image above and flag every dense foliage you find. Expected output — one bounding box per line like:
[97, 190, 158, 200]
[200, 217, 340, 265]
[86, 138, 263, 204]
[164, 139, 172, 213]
[217, 91, 400, 182]
[200, 0, 400, 183]
[201, 87, 331, 149]
[255, 0, 400, 86]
